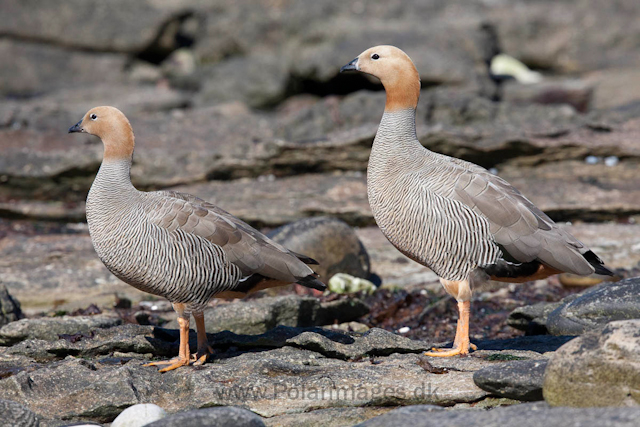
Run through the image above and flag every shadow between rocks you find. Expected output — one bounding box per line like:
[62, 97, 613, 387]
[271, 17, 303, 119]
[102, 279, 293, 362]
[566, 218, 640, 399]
[151, 325, 431, 361]
[474, 335, 575, 353]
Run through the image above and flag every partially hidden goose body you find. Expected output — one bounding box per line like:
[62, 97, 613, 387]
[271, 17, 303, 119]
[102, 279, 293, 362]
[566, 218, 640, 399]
[69, 107, 325, 371]
[340, 46, 613, 356]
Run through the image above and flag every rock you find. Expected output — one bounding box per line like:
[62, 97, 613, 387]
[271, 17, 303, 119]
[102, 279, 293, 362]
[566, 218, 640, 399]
[0, 232, 150, 313]
[0, 283, 23, 327]
[267, 217, 371, 281]
[358, 402, 640, 426]
[354, 405, 445, 427]
[586, 67, 640, 110]
[0, 398, 39, 427]
[266, 407, 391, 427]
[473, 359, 547, 401]
[507, 302, 563, 335]
[285, 327, 430, 360]
[196, 53, 290, 108]
[543, 319, 640, 407]
[5, 323, 173, 362]
[493, 1, 640, 73]
[0, 0, 192, 53]
[502, 79, 593, 113]
[146, 407, 264, 427]
[547, 277, 640, 336]
[328, 274, 376, 295]
[0, 315, 122, 346]
[163, 296, 369, 335]
[0, 39, 128, 97]
[112, 403, 167, 427]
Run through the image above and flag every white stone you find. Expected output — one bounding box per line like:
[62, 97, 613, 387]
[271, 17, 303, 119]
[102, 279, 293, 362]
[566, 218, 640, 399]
[604, 156, 619, 167]
[111, 403, 167, 427]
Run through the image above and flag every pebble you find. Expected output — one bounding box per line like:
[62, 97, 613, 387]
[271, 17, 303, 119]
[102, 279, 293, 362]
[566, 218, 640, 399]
[584, 155, 599, 165]
[604, 155, 619, 167]
[112, 403, 167, 427]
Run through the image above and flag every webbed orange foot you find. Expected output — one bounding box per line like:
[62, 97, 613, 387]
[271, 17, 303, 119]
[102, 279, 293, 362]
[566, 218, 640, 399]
[144, 356, 191, 372]
[424, 342, 476, 357]
[193, 345, 214, 366]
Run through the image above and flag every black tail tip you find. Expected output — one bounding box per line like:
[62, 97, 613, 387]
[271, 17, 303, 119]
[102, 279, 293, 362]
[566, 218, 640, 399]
[584, 250, 614, 276]
[594, 264, 615, 276]
[297, 274, 326, 291]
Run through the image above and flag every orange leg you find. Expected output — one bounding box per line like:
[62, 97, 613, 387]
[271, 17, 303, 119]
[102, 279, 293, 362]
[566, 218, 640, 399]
[424, 300, 476, 357]
[144, 303, 192, 372]
[193, 311, 214, 366]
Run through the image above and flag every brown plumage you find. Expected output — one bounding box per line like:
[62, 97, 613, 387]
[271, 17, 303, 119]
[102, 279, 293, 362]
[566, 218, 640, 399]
[341, 46, 612, 357]
[69, 106, 325, 371]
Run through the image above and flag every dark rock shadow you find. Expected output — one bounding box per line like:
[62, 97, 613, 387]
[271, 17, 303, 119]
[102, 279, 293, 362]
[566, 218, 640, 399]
[149, 325, 355, 359]
[474, 335, 576, 353]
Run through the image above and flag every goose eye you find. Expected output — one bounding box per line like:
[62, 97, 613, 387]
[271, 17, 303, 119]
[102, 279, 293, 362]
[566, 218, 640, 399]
[90, 114, 97, 120]
[371, 54, 380, 60]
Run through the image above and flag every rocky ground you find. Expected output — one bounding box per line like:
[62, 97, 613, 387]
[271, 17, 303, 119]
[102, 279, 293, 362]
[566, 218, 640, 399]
[2, 0, 640, 425]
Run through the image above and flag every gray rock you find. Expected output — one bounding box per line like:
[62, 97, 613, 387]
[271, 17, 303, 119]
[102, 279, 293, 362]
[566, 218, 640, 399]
[0, 232, 150, 314]
[6, 323, 172, 362]
[164, 295, 369, 335]
[543, 319, 640, 407]
[146, 407, 264, 427]
[0, 398, 39, 427]
[502, 79, 594, 113]
[0, 39, 128, 97]
[286, 327, 430, 360]
[0, 283, 23, 327]
[354, 405, 445, 427]
[265, 407, 392, 427]
[0, 0, 193, 53]
[0, 315, 122, 346]
[507, 301, 564, 335]
[547, 277, 640, 335]
[196, 53, 290, 108]
[268, 217, 370, 282]
[473, 359, 547, 401]
[357, 402, 640, 427]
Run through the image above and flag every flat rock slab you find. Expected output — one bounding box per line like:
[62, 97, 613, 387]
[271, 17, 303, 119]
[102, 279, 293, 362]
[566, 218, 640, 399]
[0, 315, 122, 346]
[358, 401, 640, 427]
[264, 407, 392, 427]
[544, 319, 640, 407]
[0, 231, 150, 314]
[473, 359, 547, 401]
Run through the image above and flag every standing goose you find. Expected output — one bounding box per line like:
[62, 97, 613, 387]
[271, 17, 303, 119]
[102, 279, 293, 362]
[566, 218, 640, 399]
[69, 106, 325, 371]
[340, 46, 612, 356]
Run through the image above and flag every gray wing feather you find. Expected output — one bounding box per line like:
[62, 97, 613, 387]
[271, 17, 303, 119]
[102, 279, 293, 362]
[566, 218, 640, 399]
[145, 190, 315, 283]
[442, 157, 595, 275]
